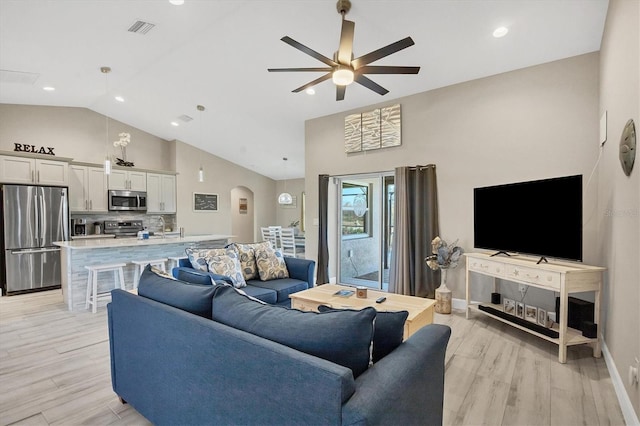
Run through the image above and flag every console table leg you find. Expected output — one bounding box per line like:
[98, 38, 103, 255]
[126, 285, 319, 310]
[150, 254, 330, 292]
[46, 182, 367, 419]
[559, 345, 567, 363]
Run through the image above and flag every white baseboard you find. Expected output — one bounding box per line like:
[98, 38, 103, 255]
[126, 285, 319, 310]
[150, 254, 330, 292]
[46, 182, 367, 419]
[454, 297, 639, 425]
[452, 297, 467, 311]
[602, 341, 640, 426]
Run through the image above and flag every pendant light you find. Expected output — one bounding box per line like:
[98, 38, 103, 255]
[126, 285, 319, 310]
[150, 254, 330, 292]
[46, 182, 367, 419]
[278, 157, 293, 205]
[101, 66, 112, 175]
[197, 104, 205, 182]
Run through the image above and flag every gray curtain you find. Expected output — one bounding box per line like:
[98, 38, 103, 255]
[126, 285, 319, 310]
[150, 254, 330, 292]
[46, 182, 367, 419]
[316, 174, 330, 284]
[389, 165, 440, 298]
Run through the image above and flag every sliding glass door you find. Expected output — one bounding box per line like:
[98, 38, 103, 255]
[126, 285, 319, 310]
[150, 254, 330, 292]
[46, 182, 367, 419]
[337, 172, 394, 291]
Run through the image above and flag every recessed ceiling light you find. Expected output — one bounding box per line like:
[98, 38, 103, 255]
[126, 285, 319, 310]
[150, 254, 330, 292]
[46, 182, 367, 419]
[42, 86, 55, 91]
[169, 0, 184, 5]
[493, 26, 509, 38]
[305, 88, 315, 95]
[170, 121, 179, 127]
[114, 96, 125, 102]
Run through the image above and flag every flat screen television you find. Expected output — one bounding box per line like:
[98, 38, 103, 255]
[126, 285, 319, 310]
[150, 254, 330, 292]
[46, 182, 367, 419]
[473, 175, 583, 261]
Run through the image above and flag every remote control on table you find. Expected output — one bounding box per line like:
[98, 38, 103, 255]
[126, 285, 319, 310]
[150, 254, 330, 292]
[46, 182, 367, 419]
[375, 296, 386, 303]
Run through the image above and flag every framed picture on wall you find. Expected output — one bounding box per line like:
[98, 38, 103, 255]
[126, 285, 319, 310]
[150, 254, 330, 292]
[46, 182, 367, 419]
[239, 198, 247, 214]
[516, 302, 525, 319]
[193, 192, 218, 212]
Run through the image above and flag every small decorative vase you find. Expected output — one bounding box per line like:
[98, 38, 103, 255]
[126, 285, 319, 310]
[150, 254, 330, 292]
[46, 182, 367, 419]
[435, 268, 452, 314]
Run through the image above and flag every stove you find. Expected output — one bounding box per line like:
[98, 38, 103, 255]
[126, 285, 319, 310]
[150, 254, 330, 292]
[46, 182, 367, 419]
[103, 220, 144, 238]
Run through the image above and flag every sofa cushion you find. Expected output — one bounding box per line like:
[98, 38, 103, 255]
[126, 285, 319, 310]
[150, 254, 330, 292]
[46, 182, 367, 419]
[138, 265, 216, 319]
[206, 252, 246, 288]
[185, 247, 228, 272]
[254, 244, 289, 281]
[228, 242, 270, 280]
[240, 285, 277, 304]
[318, 305, 409, 362]
[211, 285, 375, 377]
[247, 278, 309, 304]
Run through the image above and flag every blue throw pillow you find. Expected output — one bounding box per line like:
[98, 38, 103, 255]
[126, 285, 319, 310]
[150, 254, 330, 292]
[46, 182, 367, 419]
[211, 285, 375, 378]
[318, 305, 408, 362]
[138, 265, 216, 319]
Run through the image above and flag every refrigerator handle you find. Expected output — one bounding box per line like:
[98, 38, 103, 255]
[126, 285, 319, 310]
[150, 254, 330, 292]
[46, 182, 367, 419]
[34, 193, 40, 245]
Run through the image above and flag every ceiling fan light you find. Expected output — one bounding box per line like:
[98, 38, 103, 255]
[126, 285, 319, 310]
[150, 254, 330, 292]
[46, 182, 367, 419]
[332, 67, 354, 86]
[278, 192, 293, 205]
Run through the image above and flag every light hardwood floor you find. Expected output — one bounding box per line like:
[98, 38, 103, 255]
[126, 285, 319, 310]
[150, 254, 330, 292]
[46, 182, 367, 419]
[0, 290, 625, 426]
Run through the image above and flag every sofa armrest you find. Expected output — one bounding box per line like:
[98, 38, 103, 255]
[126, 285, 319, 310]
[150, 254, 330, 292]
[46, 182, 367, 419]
[284, 257, 316, 285]
[172, 266, 232, 285]
[341, 324, 451, 426]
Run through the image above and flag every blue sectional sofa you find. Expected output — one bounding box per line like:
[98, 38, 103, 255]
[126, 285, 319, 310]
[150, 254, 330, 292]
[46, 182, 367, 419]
[173, 256, 315, 307]
[108, 271, 451, 426]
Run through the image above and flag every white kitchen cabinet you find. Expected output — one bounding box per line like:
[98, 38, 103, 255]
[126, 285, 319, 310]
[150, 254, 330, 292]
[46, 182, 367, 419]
[69, 165, 108, 212]
[0, 155, 68, 186]
[108, 169, 146, 191]
[146, 173, 176, 213]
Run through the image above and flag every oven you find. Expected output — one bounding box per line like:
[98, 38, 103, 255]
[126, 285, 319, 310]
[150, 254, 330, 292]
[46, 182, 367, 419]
[108, 190, 147, 212]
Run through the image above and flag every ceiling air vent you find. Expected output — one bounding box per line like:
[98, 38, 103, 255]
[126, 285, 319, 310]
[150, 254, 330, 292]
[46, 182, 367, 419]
[0, 69, 40, 85]
[128, 20, 155, 35]
[177, 115, 193, 123]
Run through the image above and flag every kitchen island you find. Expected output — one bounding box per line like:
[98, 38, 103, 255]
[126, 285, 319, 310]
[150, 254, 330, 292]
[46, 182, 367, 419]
[54, 235, 232, 311]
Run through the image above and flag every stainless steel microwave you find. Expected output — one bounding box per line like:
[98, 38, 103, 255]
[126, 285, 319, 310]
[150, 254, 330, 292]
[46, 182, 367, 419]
[108, 190, 147, 211]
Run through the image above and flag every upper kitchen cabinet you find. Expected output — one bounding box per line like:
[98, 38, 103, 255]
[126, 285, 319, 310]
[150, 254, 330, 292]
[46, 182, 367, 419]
[0, 155, 69, 186]
[69, 165, 108, 213]
[146, 173, 176, 213]
[108, 169, 146, 191]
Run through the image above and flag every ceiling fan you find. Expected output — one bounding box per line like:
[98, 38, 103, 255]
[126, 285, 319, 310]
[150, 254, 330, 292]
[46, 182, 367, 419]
[268, 0, 420, 101]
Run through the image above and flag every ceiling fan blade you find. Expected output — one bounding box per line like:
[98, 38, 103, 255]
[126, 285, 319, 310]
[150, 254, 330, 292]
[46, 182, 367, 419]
[355, 75, 389, 96]
[356, 65, 420, 75]
[281, 36, 338, 67]
[336, 85, 346, 101]
[351, 37, 415, 69]
[292, 73, 333, 93]
[337, 19, 355, 65]
[268, 67, 334, 72]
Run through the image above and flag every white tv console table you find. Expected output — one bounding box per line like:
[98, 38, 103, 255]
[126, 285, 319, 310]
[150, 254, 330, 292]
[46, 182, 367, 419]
[465, 252, 605, 363]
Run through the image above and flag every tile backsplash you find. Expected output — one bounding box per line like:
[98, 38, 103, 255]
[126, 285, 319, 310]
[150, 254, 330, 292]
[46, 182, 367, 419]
[70, 212, 176, 235]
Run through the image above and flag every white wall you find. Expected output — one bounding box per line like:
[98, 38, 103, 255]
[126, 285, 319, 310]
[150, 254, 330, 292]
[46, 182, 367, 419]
[305, 53, 601, 296]
[173, 141, 276, 239]
[597, 0, 640, 418]
[0, 105, 279, 242]
[275, 178, 305, 229]
[0, 104, 172, 171]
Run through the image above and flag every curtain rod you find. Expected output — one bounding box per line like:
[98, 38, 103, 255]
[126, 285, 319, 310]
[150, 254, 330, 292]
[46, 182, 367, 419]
[327, 164, 435, 178]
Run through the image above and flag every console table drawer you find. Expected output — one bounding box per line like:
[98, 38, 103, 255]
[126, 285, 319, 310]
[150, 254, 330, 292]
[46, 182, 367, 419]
[505, 265, 560, 289]
[468, 258, 504, 276]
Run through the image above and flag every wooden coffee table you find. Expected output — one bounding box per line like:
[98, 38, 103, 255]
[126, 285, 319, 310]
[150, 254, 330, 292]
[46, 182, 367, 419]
[290, 284, 435, 339]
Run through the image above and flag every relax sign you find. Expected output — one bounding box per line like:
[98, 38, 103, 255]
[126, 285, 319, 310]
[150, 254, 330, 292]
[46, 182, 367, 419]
[14, 143, 55, 155]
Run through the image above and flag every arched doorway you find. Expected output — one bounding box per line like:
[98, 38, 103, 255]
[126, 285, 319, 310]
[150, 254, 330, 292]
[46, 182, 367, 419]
[231, 186, 254, 243]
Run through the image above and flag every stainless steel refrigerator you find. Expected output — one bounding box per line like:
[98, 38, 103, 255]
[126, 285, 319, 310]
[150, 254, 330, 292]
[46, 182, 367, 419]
[1, 185, 69, 294]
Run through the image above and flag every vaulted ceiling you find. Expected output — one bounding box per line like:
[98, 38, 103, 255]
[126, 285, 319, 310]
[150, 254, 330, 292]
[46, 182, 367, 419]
[0, 0, 609, 179]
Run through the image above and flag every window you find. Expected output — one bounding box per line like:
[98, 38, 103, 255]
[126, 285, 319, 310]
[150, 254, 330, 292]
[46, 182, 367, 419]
[342, 183, 370, 236]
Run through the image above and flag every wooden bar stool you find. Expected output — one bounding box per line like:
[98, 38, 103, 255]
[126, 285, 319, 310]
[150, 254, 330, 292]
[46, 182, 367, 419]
[85, 263, 126, 313]
[131, 258, 168, 289]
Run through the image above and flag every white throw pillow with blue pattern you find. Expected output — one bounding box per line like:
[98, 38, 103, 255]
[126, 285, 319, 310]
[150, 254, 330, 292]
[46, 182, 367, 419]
[206, 252, 247, 288]
[185, 248, 228, 272]
[255, 245, 289, 281]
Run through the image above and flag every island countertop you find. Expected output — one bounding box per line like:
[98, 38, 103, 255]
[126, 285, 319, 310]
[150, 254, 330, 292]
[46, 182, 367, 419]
[54, 234, 234, 250]
[56, 234, 233, 311]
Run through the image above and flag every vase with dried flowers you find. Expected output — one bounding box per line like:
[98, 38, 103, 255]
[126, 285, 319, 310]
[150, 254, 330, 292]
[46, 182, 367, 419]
[113, 132, 134, 167]
[425, 236, 464, 314]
